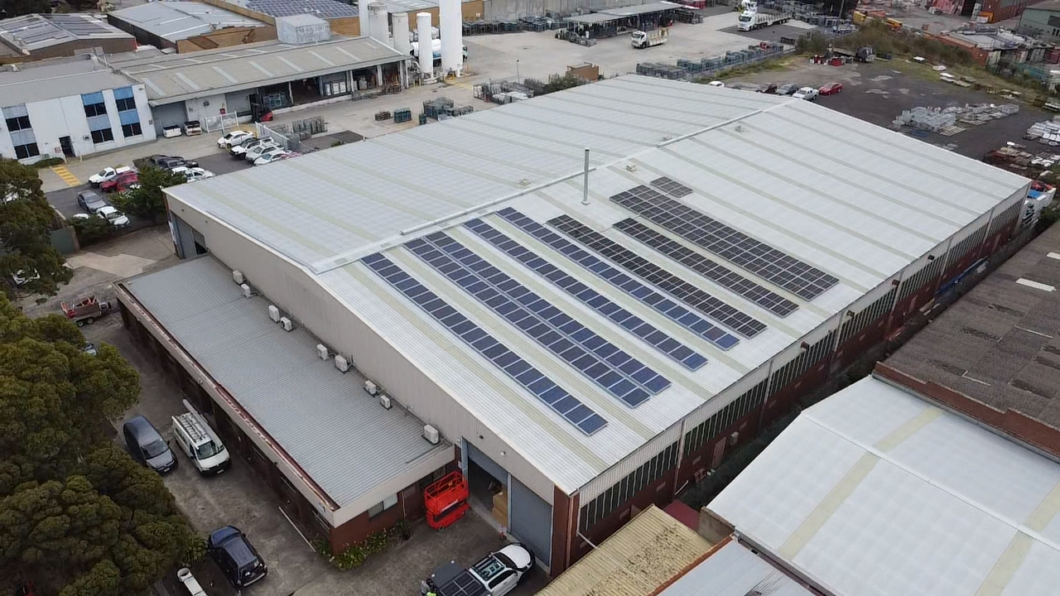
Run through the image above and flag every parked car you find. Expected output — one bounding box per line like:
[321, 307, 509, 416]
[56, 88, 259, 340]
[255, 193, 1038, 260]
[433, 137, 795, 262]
[793, 87, 819, 101]
[81, 342, 97, 356]
[217, 130, 254, 149]
[101, 171, 139, 193]
[707, 81, 725, 87]
[421, 543, 534, 596]
[147, 155, 199, 170]
[12, 269, 39, 286]
[819, 82, 843, 95]
[96, 205, 130, 228]
[172, 399, 230, 475]
[172, 167, 215, 182]
[231, 138, 274, 158]
[776, 83, 798, 95]
[758, 83, 778, 94]
[77, 190, 108, 213]
[254, 149, 287, 166]
[88, 166, 133, 186]
[244, 142, 279, 162]
[208, 526, 268, 588]
[122, 416, 177, 474]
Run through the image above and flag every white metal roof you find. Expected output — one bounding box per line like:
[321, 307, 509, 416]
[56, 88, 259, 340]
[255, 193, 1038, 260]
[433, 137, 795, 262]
[660, 540, 814, 596]
[708, 376, 1060, 596]
[109, 2, 267, 43]
[123, 256, 450, 508]
[0, 13, 131, 52]
[118, 36, 406, 104]
[166, 76, 1028, 493]
[0, 56, 138, 106]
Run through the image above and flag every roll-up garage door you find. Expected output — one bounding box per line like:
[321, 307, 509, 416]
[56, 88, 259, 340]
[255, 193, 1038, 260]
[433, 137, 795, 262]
[466, 442, 507, 483]
[151, 103, 186, 134]
[509, 476, 552, 567]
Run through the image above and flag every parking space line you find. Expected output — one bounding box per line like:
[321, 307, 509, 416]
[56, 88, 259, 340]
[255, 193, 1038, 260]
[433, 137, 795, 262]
[51, 165, 81, 187]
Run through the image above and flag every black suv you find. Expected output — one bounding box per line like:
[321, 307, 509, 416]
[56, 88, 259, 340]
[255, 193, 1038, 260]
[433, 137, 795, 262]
[207, 526, 267, 588]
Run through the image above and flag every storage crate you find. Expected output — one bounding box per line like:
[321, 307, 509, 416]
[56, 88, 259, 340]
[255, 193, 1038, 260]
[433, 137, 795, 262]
[394, 108, 412, 123]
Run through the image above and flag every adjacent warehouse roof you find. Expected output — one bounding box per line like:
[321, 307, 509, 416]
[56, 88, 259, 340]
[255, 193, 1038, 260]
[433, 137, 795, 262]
[537, 505, 712, 596]
[223, 0, 358, 18]
[0, 56, 138, 105]
[117, 36, 406, 104]
[659, 540, 815, 596]
[122, 256, 450, 507]
[165, 75, 1028, 493]
[109, 2, 267, 43]
[887, 223, 1060, 429]
[709, 375, 1060, 596]
[0, 13, 132, 55]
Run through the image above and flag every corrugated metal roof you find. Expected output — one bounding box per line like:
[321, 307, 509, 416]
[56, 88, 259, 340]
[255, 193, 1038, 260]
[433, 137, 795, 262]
[660, 540, 814, 596]
[0, 13, 131, 51]
[0, 57, 138, 105]
[708, 376, 1060, 596]
[109, 2, 267, 43]
[119, 36, 406, 104]
[537, 505, 712, 596]
[123, 256, 449, 507]
[166, 75, 1028, 493]
[887, 222, 1060, 430]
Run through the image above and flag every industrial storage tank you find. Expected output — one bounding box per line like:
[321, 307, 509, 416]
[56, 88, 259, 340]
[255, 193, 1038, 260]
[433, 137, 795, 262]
[439, 0, 462, 74]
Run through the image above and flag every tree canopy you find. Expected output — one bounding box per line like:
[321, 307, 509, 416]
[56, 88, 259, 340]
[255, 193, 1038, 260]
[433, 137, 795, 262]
[0, 159, 73, 297]
[0, 295, 201, 596]
[112, 167, 186, 221]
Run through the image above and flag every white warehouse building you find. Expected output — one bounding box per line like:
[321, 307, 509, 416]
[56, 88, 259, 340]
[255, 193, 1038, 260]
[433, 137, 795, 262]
[0, 56, 155, 162]
[116, 75, 1029, 575]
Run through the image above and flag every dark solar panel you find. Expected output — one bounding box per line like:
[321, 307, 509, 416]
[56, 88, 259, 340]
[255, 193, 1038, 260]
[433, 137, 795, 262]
[613, 219, 799, 318]
[497, 208, 748, 346]
[247, 0, 358, 18]
[362, 253, 607, 435]
[610, 186, 839, 300]
[650, 176, 693, 198]
[438, 571, 489, 596]
[465, 218, 708, 371]
[543, 213, 767, 339]
[406, 233, 670, 406]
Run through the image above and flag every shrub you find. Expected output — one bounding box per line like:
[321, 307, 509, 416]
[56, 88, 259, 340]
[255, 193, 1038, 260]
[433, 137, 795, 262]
[33, 157, 66, 168]
[70, 215, 113, 246]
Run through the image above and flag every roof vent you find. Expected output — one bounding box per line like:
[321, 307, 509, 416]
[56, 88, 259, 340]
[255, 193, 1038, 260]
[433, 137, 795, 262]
[379, 394, 392, 409]
[423, 424, 440, 444]
[626, 163, 637, 172]
[268, 304, 280, 322]
[233, 270, 245, 284]
[316, 344, 329, 360]
[334, 355, 350, 373]
[279, 317, 293, 332]
[364, 380, 379, 396]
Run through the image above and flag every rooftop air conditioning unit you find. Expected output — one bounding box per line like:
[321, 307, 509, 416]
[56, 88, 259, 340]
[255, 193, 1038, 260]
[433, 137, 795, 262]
[379, 394, 392, 409]
[364, 380, 378, 396]
[232, 270, 245, 284]
[279, 317, 293, 332]
[268, 305, 280, 323]
[240, 283, 252, 298]
[316, 344, 329, 360]
[728, 431, 739, 446]
[334, 355, 350, 373]
[423, 424, 440, 444]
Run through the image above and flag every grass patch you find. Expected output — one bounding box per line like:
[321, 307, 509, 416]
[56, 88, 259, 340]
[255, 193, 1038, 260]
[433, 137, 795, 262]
[708, 56, 800, 81]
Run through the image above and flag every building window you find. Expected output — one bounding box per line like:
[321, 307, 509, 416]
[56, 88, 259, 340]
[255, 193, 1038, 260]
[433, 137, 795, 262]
[368, 493, 398, 519]
[84, 102, 107, 117]
[91, 128, 114, 144]
[14, 143, 39, 159]
[115, 97, 137, 112]
[5, 115, 30, 131]
[121, 121, 142, 137]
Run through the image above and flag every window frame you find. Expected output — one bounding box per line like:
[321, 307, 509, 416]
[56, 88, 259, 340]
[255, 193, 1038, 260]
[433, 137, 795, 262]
[13, 142, 39, 159]
[91, 127, 115, 144]
[121, 121, 143, 137]
[5, 115, 30, 131]
[84, 102, 107, 118]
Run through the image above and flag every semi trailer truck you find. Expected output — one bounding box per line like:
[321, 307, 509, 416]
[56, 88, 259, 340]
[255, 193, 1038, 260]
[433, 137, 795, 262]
[737, 7, 790, 31]
[631, 28, 669, 48]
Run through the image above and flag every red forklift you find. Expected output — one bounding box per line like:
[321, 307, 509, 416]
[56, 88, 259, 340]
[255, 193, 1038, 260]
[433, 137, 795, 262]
[424, 471, 470, 530]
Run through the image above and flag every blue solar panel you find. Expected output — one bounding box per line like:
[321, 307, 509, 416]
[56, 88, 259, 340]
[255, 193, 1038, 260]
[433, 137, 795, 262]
[362, 253, 607, 435]
[496, 208, 746, 348]
[464, 218, 708, 371]
[405, 233, 670, 406]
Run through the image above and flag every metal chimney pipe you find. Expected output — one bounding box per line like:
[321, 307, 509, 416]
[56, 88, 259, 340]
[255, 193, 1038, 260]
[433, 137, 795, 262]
[582, 147, 590, 206]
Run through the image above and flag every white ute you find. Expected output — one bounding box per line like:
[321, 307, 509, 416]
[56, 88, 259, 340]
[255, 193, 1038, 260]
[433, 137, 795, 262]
[172, 399, 231, 475]
[88, 166, 132, 186]
[793, 86, 819, 100]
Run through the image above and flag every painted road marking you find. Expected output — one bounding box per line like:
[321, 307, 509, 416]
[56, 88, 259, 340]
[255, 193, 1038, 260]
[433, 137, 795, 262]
[51, 165, 81, 187]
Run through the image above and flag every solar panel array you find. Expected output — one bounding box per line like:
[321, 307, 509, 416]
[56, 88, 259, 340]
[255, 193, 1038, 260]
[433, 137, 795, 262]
[547, 214, 768, 339]
[610, 186, 840, 300]
[614, 219, 798, 317]
[650, 176, 693, 198]
[406, 232, 670, 406]
[247, 0, 358, 18]
[464, 218, 708, 370]
[362, 253, 607, 435]
[498, 208, 744, 348]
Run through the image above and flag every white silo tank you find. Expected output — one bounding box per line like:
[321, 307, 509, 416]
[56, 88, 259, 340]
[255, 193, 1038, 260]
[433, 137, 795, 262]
[416, 12, 433, 77]
[392, 12, 411, 55]
[367, 2, 392, 47]
[439, 0, 462, 74]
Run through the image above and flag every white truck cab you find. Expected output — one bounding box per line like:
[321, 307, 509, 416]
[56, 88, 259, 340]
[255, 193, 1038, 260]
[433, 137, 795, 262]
[172, 399, 231, 475]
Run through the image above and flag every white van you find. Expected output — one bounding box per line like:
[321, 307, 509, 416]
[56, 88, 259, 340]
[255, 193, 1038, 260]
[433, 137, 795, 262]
[172, 399, 231, 475]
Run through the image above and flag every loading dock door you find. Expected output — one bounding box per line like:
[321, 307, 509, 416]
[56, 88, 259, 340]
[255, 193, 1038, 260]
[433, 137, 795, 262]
[467, 442, 507, 482]
[509, 476, 552, 567]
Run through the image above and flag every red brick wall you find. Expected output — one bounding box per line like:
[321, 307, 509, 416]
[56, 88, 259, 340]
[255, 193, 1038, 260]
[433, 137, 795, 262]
[551, 488, 572, 575]
[834, 315, 889, 372]
[676, 406, 760, 490]
[330, 491, 408, 552]
[875, 363, 1060, 458]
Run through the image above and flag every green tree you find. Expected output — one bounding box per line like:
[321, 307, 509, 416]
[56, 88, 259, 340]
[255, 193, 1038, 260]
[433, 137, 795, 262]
[0, 159, 73, 297]
[111, 167, 185, 221]
[70, 216, 113, 248]
[0, 294, 200, 596]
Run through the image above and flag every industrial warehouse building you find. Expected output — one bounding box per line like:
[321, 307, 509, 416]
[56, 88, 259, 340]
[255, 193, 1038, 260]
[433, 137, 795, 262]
[116, 75, 1029, 573]
[708, 374, 1060, 596]
[0, 56, 154, 162]
[0, 13, 136, 65]
[107, 1, 275, 53]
